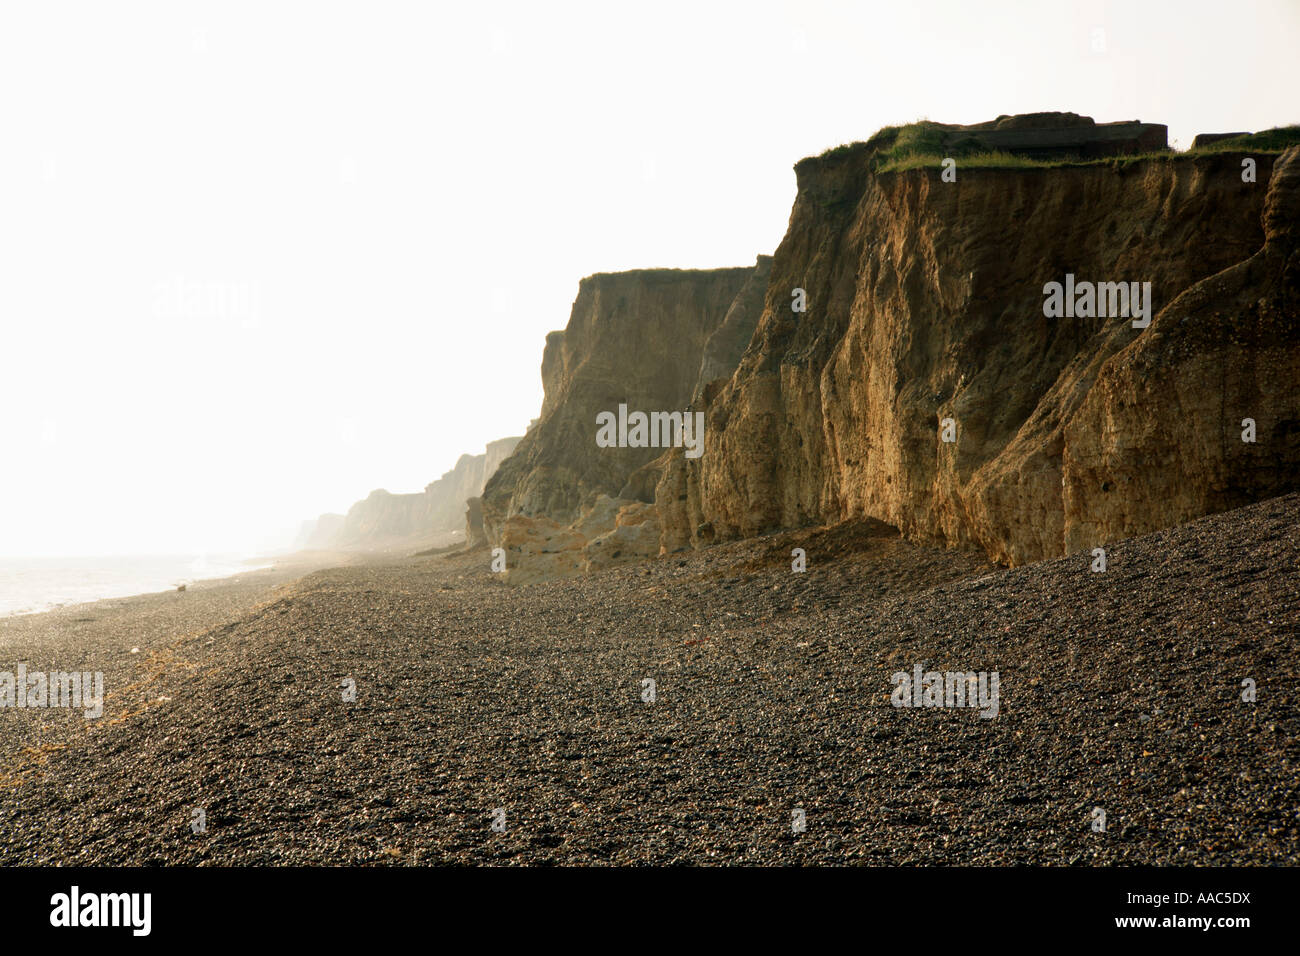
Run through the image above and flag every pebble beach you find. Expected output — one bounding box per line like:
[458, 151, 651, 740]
[0, 496, 1295, 866]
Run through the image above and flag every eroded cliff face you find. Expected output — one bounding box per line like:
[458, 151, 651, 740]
[480, 265, 762, 536]
[673, 144, 1297, 565]
[478, 262, 770, 580]
[1060, 146, 1300, 552]
[693, 256, 774, 400]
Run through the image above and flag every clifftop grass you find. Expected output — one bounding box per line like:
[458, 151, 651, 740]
[813, 122, 1300, 173]
[1192, 126, 1300, 153]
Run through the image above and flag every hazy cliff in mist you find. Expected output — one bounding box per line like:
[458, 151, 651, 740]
[297, 436, 521, 551]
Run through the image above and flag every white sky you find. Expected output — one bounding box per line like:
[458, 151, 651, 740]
[1, 0, 1296, 556]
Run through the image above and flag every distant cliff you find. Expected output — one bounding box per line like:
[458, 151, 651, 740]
[422, 452, 490, 533]
[300, 435, 521, 551]
[294, 513, 344, 551]
[480, 115, 1299, 580]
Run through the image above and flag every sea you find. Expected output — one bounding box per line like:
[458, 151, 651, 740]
[0, 554, 274, 618]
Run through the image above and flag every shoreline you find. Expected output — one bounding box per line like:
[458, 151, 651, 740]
[0, 548, 411, 622]
[0, 496, 1295, 865]
[0, 563, 275, 622]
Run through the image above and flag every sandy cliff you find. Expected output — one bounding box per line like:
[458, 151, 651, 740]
[1060, 145, 1300, 553]
[476, 265, 768, 578]
[674, 138, 1297, 565]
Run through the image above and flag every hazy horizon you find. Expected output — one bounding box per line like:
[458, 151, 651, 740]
[2, 0, 1297, 557]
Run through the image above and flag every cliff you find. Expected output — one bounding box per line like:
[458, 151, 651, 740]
[667, 131, 1299, 565]
[423, 453, 488, 533]
[484, 115, 1298, 581]
[477, 261, 771, 580]
[480, 265, 762, 536]
[332, 489, 430, 548]
[297, 513, 344, 551]
[302, 435, 521, 552]
[1060, 144, 1300, 553]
